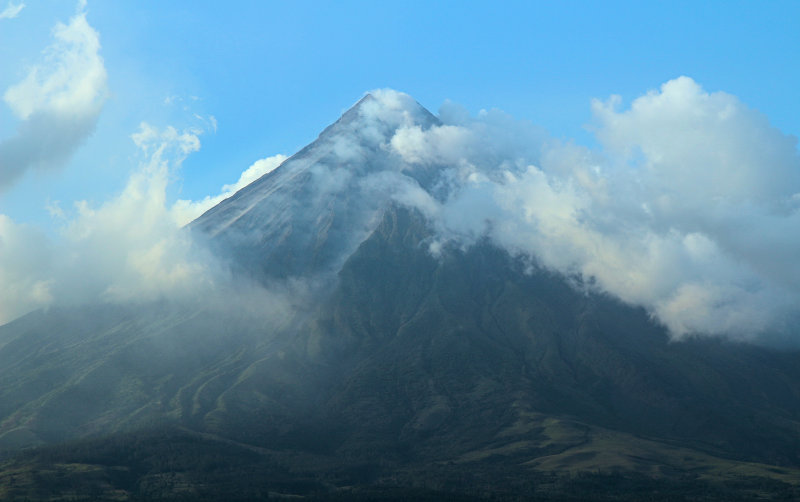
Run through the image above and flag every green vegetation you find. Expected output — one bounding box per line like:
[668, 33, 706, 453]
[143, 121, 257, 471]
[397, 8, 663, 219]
[1, 426, 799, 501]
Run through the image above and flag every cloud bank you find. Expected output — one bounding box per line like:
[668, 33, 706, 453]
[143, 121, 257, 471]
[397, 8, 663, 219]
[378, 79, 800, 341]
[0, 2, 106, 190]
[2, 75, 798, 344]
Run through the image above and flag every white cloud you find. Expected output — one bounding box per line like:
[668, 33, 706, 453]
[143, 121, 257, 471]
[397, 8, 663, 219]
[0, 123, 217, 325]
[391, 124, 474, 166]
[0, 115, 297, 325]
[0, 216, 53, 323]
[221, 155, 286, 193]
[0, 1, 107, 189]
[0, 1, 23, 19]
[171, 153, 287, 226]
[59, 124, 213, 303]
[591, 76, 800, 209]
[385, 78, 800, 341]
[2, 78, 798, 343]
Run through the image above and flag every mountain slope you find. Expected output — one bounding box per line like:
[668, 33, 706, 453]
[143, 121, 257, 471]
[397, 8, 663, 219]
[1, 92, 800, 499]
[191, 93, 440, 281]
[2, 205, 800, 499]
[303, 205, 800, 467]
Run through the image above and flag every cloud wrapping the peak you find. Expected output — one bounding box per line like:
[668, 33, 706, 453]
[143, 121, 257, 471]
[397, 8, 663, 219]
[0, 2, 107, 189]
[391, 124, 474, 166]
[380, 77, 800, 341]
[1, 76, 798, 343]
[280, 85, 800, 341]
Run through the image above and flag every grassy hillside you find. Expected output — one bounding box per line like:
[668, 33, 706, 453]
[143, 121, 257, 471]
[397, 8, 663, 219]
[1, 425, 799, 501]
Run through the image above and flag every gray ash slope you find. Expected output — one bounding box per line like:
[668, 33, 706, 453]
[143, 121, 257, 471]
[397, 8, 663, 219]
[190, 93, 441, 281]
[1, 92, 800, 497]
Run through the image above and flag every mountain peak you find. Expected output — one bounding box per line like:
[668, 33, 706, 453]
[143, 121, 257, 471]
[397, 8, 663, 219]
[191, 89, 442, 281]
[326, 89, 439, 137]
[360, 88, 439, 127]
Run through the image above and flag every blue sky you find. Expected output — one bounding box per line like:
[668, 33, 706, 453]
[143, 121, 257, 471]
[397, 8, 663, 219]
[1, 0, 799, 226]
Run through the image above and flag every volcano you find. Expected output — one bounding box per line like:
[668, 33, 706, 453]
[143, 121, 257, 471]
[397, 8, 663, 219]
[1, 92, 800, 500]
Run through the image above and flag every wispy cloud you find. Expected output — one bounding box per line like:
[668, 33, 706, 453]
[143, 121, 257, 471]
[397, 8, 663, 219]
[0, 1, 24, 20]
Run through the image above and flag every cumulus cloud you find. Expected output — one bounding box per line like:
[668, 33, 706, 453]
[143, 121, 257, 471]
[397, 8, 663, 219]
[381, 79, 800, 341]
[59, 124, 215, 304]
[0, 1, 24, 19]
[591, 76, 800, 208]
[0, 124, 214, 324]
[0, 1, 106, 189]
[0, 116, 297, 325]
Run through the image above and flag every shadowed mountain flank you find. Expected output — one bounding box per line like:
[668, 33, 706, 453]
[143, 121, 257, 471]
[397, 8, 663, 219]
[1, 92, 800, 500]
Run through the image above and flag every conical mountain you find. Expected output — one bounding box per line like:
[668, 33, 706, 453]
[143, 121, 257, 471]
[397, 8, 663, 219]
[191, 91, 440, 281]
[1, 92, 800, 500]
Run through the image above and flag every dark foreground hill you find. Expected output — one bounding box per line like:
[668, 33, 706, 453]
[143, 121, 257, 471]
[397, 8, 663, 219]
[1, 93, 800, 500]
